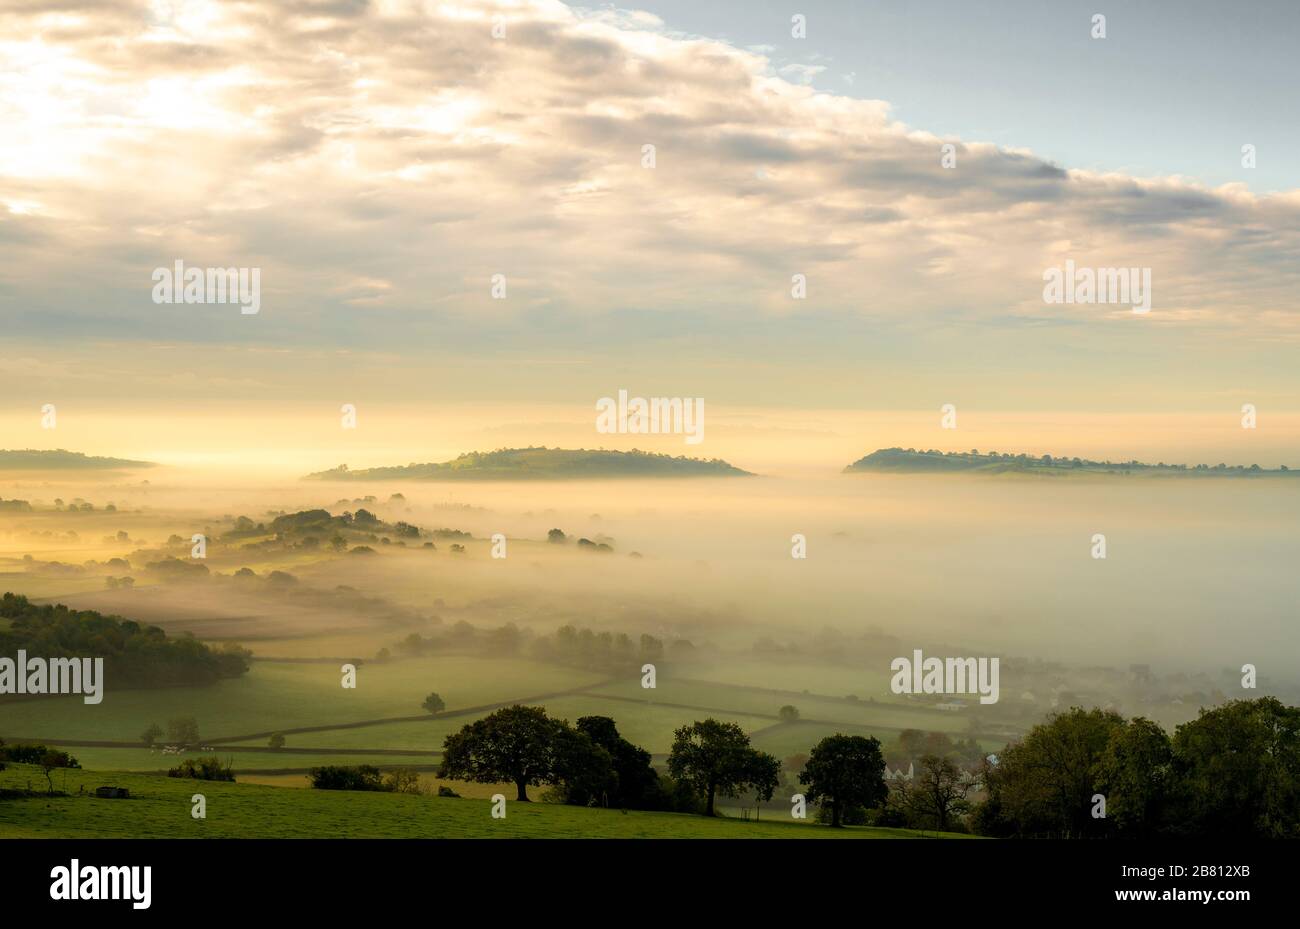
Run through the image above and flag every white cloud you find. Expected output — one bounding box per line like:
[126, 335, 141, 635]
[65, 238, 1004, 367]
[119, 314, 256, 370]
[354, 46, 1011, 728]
[0, 0, 1296, 341]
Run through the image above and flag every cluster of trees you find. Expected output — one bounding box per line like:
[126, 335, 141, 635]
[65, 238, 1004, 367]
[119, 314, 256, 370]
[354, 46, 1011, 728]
[0, 739, 81, 794]
[976, 698, 1300, 838]
[435, 707, 778, 816]
[786, 698, 1300, 837]
[392, 622, 692, 676]
[141, 717, 202, 747]
[307, 765, 421, 794]
[533, 625, 674, 674]
[168, 757, 234, 781]
[546, 528, 622, 552]
[257, 508, 466, 549]
[433, 698, 1300, 837]
[0, 593, 251, 689]
[144, 557, 211, 580]
[293, 696, 1300, 839]
[893, 729, 987, 769]
[395, 623, 527, 659]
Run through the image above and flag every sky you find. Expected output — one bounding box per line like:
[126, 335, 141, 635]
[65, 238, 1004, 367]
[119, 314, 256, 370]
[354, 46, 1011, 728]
[605, 0, 1300, 194]
[1, 0, 1298, 464]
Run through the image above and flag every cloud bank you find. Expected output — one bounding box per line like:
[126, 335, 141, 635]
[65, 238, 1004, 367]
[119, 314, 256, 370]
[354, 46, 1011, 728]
[2, 0, 1298, 349]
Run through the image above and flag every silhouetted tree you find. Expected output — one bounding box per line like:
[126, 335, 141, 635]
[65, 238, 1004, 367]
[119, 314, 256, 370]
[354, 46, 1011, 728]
[800, 734, 887, 827]
[438, 705, 562, 801]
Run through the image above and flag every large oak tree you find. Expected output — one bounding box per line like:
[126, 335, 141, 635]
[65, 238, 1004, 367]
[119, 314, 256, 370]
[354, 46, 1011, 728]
[799, 734, 888, 828]
[438, 704, 562, 801]
[667, 718, 779, 816]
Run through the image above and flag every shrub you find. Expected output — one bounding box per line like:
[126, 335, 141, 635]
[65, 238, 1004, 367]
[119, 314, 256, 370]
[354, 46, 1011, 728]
[168, 757, 235, 782]
[307, 765, 386, 791]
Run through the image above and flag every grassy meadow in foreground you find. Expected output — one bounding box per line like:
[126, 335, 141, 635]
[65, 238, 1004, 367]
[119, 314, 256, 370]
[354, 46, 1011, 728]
[0, 765, 970, 839]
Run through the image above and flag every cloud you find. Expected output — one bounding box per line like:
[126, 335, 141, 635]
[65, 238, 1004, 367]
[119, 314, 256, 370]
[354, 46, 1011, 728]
[778, 62, 826, 85]
[0, 0, 1297, 351]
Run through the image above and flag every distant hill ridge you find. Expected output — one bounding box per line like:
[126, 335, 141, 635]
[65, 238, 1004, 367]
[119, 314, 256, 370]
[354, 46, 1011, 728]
[0, 449, 154, 470]
[303, 447, 753, 481]
[845, 447, 1296, 475]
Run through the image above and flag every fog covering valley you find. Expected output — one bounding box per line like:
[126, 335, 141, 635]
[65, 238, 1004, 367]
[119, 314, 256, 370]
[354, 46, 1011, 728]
[4, 461, 1296, 756]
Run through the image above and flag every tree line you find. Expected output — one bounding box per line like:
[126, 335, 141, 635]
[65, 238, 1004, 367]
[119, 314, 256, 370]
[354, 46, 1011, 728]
[0, 593, 251, 689]
[976, 698, 1300, 838]
[305, 696, 1300, 837]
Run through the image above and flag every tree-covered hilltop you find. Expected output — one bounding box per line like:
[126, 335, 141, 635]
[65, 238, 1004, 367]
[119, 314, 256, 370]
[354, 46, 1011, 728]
[0, 593, 250, 690]
[0, 449, 154, 470]
[303, 447, 753, 481]
[845, 447, 1297, 476]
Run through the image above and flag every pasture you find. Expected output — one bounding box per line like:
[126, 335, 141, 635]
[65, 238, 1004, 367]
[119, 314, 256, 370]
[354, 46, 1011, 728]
[0, 656, 608, 745]
[0, 764, 972, 839]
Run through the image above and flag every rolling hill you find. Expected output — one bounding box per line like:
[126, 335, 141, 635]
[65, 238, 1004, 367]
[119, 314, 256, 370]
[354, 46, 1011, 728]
[304, 447, 753, 481]
[845, 447, 1297, 476]
[0, 449, 154, 470]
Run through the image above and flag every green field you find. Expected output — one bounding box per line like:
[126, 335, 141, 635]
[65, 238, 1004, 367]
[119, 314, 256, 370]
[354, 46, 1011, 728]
[588, 677, 971, 733]
[3, 652, 1009, 776]
[228, 718, 464, 752]
[0, 571, 114, 599]
[0, 657, 608, 744]
[683, 659, 906, 703]
[29, 747, 441, 774]
[227, 694, 774, 754]
[0, 765, 971, 839]
[525, 695, 774, 754]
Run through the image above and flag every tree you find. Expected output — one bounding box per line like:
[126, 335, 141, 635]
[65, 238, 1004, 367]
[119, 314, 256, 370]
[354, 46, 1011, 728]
[38, 748, 80, 794]
[745, 750, 781, 818]
[975, 707, 1125, 837]
[168, 757, 234, 781]
[898, 729, 926, 757]
[783, 752, 809, 775]
[422, 692, 446, 715]
[778, 704, 800, 722]
[547, 529, 567, 544]
[576, 716, 664, 810]
[383, 768, 421, 794]
[166, 716, 201, 747]
[1095, 717, 1172, 837]
[799, 734, 888, 827]
[268, 732, 286, 749]
[308, 765, 386, 791]
[140, 722, 163, 747]
[551, 726, 615, 806]
[902, 754, 974, 832]
[1169, 697, 1300, 838]
[438, 705, 562, 801]
[667, 718, 777, 816]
